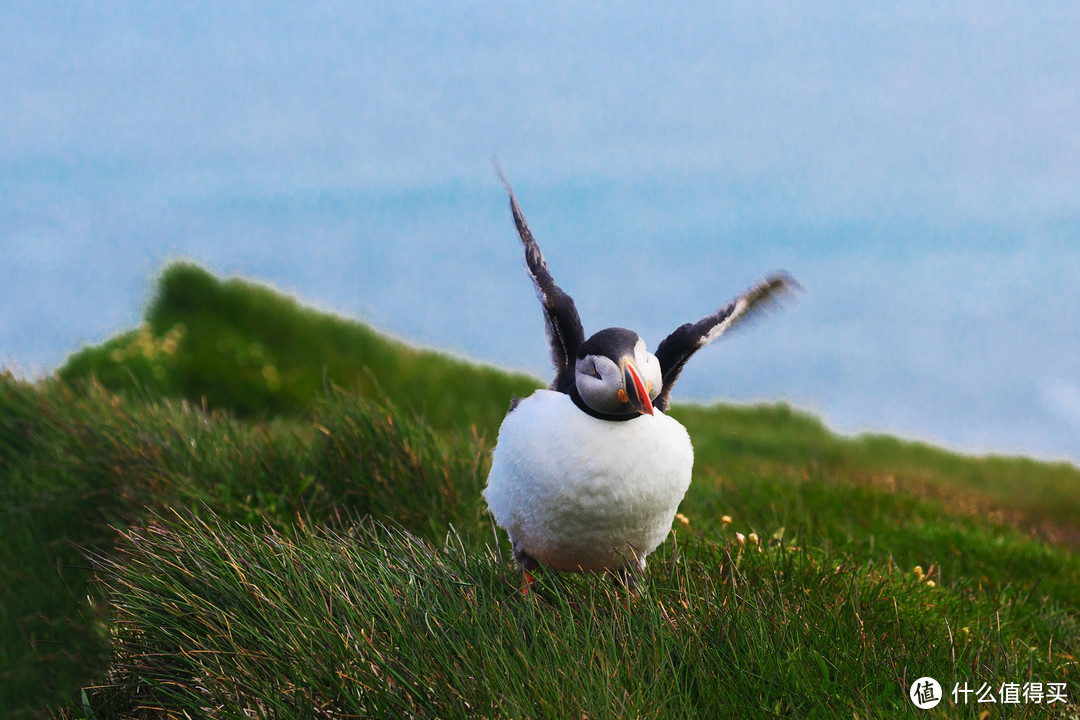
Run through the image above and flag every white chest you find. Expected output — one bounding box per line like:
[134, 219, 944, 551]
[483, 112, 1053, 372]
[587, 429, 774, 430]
[483, 390, 694, 572]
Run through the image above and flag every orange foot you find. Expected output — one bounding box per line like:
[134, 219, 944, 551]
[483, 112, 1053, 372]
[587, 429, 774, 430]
[522, 570, 535, 596]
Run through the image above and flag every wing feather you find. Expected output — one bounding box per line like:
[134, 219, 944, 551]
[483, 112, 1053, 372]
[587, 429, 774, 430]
[496, 164, 585, 386]
[653, 272, 801, 411]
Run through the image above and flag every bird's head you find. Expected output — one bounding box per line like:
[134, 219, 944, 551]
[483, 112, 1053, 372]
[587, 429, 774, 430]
[574, 327, 662, 418]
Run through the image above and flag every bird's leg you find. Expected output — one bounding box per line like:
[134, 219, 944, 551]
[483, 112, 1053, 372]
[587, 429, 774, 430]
[513, 542, 539, 596]
[613, 550, 646, 606]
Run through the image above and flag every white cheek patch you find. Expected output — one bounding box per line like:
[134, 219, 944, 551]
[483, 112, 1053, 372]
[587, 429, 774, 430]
[576, 354, 625, 414]
[595, 355, 620, 381]
[632, 343, 663, 401]
[633, 339, 650, 370]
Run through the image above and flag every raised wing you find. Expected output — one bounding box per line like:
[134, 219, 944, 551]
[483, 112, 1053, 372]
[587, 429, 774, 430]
[496, 165, 585, 388]
[652, 272, 801, 411]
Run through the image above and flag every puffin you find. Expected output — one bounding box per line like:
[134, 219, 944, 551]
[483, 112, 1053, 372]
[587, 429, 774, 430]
[483, 170, 799, 592]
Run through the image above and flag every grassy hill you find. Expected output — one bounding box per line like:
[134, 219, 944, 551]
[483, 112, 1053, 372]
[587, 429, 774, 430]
[3, 263, 1078, 718]
[60, 263, 541, 436]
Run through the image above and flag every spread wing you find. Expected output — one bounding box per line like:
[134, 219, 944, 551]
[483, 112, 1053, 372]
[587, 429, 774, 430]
[652, 272, 801, 411]
[496, 165, 585, 388]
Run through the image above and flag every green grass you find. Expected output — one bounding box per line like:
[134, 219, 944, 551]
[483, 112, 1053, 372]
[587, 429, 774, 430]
[672, 403, 1080, 539]
[3, 262, 1079, 718]
[0, 375, 486, 717]
[60, 263, 540, 435]
[79, 498, 1078, 718]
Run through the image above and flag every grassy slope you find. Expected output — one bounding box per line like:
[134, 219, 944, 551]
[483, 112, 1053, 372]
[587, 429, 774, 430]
[1, 378, 487, 716]
[60, 263, 541, 436]
[61, 264, 1080, 535]
[673, 404, 1080, 540]
[4, 262, 1078, 718]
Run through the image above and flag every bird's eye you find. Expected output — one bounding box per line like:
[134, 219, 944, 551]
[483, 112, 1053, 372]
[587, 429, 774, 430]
[581, 358, 602, 380]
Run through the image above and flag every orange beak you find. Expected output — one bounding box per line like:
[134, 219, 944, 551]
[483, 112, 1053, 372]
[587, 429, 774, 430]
[621, 359, 655, 416]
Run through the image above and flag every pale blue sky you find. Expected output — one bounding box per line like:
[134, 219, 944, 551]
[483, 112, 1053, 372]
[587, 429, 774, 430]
[2, 2, 1079, 461]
